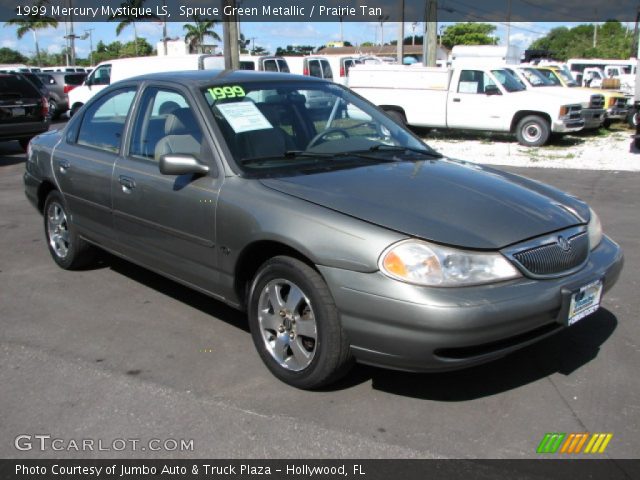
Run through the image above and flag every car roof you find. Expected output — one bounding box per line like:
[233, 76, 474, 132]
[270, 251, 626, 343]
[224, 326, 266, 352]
[126, 69, 327, 87]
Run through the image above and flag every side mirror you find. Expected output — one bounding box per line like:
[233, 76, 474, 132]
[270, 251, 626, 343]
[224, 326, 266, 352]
[159, 154, 209, 176]
[485, 85, 501, 96]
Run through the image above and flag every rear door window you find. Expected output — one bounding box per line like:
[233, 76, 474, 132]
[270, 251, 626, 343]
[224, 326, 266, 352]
[320, 60, 333, 80]
[308, 60, 322, 78]
[263, 59, 278, 72]
[277, 59, 290, 73]
[64, 74, 86, 86]
[0, 74, 40, 99]
[76, 88, 136, 152]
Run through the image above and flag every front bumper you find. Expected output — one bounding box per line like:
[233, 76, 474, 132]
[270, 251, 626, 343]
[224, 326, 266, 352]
[552, 119, 584, 133]
[319, 235, 623, 372]
[605, 107, 629, 121]
[582, 108, 605, 129]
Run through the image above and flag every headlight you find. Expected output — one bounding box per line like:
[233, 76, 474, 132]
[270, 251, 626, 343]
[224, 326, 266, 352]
[379, 239, 521, 287]
[587, 207, 603, 250]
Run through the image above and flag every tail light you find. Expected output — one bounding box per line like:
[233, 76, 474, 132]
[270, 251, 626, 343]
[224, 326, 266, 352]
[41, 97, 49, 118]
[63, 85, 76, 94]
[340, 66, 345, 77]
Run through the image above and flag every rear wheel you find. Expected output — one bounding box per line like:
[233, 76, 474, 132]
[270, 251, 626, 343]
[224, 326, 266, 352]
[248, 256, 352, 389]
[48, 99, 58, 119]
[44, 191, 95, 270]
[516, 115, 550, 147]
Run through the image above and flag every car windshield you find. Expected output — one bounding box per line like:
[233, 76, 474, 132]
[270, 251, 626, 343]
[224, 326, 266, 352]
[202, 81, 440, 175]
[555, 68, 578, 86]
[491, 69, 526, 92]
[518, 68, 555, 87]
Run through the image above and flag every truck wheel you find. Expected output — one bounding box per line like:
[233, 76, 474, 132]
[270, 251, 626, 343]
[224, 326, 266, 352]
[69, 103, 83, 118]
[44, 191, 95, 270]
[248, 256, 353, 389]
[516, 115, 550, 147]
[602, 118, 612, 129]
[385, 109, 407, 126]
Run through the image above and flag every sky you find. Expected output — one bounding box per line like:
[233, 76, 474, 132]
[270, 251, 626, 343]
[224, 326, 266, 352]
[0, 20, 616, 63]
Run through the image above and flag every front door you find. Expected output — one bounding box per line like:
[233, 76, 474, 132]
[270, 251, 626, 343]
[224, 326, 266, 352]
[112, 85, 223, 294]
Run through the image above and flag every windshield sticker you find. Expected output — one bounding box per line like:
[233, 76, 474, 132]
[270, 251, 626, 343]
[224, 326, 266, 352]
[208, 85, 245, 100]
[458, 81, 479, 94]
[216, 102, 273, 134]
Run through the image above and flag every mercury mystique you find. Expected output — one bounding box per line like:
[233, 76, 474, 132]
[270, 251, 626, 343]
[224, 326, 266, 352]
[24, 70, 624, 389]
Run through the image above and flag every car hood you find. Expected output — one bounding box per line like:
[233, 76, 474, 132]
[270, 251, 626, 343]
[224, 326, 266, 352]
[259, 158, 589, 249]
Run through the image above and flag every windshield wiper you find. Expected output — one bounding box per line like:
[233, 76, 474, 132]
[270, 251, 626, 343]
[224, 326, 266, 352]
[366, 144, 443, 158]
[239, 150, 334, 165]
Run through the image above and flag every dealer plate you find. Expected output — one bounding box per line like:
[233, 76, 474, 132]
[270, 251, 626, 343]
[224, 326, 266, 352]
[567, 279, 603, 326]
[12, 107, 25, 117]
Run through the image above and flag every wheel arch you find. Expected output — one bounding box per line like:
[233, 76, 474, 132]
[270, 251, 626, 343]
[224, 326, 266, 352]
[37, 180, 57, 213]
[510, 110, 551, 132]
[234, 240, 319, 309]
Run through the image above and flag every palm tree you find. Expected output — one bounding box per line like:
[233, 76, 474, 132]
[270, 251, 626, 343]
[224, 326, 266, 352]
[183, 15, 221, 54]
[109, 0, 158, 56]
[4, 1, 57, 67]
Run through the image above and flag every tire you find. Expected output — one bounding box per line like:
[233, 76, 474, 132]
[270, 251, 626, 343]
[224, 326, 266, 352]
[515, 115, 550, 147]
[602, 118, 612, 129]
[43, 190, 95, 270]
[69, 103, 83, 118]
[48, 99, 58, 119]
[248, 256, 353, 389]
[385, 109, 407, 126]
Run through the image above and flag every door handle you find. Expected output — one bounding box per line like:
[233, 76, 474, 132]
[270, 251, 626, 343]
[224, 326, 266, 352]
[119, 176, 136, 193]
[452, 98, 461, 103]
[57, 160, 70, 172]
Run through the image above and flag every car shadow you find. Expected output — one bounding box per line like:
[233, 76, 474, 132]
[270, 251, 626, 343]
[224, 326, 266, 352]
[88, 250, 618, 399]
[327, 308, 617, 400]
[0, 141, 26, 166]
[99, 251, 250, 333]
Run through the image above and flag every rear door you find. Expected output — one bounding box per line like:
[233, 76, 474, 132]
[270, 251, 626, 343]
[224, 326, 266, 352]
[53, 86, 137, 244]
[111, 84, 222, 292]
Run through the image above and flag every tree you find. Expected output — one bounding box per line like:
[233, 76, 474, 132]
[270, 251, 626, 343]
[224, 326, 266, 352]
[0, 47, 27, 64]
[528, 21, 632, 61]
[109, 0, 158, 56]
[183, 15, 221, 54]
[275, 45, 315, 56]
[238, 33, 250, 54]
[4, 1, 58, 67]
[441, 23, 497, 49]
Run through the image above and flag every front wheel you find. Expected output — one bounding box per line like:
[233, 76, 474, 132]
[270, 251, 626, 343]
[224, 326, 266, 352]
[248, 256, 353, 389]
[44, 191, 95, 270]
[515, 115, 550, 147]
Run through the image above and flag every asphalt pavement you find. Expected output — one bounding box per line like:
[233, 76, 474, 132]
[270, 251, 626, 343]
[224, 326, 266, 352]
[1, 128, 638, 460]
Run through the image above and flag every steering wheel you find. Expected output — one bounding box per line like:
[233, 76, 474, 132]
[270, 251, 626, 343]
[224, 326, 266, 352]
[307, 128, 351, 149]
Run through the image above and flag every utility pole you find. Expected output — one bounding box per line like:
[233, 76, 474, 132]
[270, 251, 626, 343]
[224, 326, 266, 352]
[593, 23, 598, 48]
[424, 0, 437, 66]
[162, 0, 168, 56]
[223, 0, 240, 69]
[506, 0, 512, 47]
[397, 0, 404, 65]
[632, 8, 640, 58]
[68, 0, 76, 65]
[84, 29, 94, 66]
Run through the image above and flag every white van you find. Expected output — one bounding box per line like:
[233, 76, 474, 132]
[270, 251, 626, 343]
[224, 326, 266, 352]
[68, 54, 225, 116]
[239, 55, 289, 72]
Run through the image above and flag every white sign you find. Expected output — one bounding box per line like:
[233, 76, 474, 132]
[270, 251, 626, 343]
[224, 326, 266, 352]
[216, 102, 273, 134]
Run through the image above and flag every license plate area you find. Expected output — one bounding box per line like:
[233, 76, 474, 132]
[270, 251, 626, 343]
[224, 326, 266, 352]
[566, 279, 603, 326]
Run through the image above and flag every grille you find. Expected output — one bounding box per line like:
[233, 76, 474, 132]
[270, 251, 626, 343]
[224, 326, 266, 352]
[567, 105, 582, 120]
[589, 95, 604, 109]
[615, 97, 628, 108]
[512, 231, 589, 276]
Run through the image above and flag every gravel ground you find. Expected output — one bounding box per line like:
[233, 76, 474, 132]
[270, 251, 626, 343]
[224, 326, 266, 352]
[420, 125, 640, 171]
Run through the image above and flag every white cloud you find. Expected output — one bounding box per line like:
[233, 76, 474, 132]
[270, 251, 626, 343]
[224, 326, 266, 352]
[1, 38, 18, 49]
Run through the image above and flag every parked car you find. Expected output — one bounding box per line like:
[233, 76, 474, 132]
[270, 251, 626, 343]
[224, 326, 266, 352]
[35, 71, 86, 119]
[0, 72, 49, 150]
[24, 71, 623, 389]
[239, 55, 289, 73]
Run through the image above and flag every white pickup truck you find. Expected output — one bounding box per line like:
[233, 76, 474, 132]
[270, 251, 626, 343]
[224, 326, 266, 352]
[348, 64, 585, 146]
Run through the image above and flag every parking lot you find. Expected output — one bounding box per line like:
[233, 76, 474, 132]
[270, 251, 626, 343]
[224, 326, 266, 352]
[1, 120, 639, 459]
